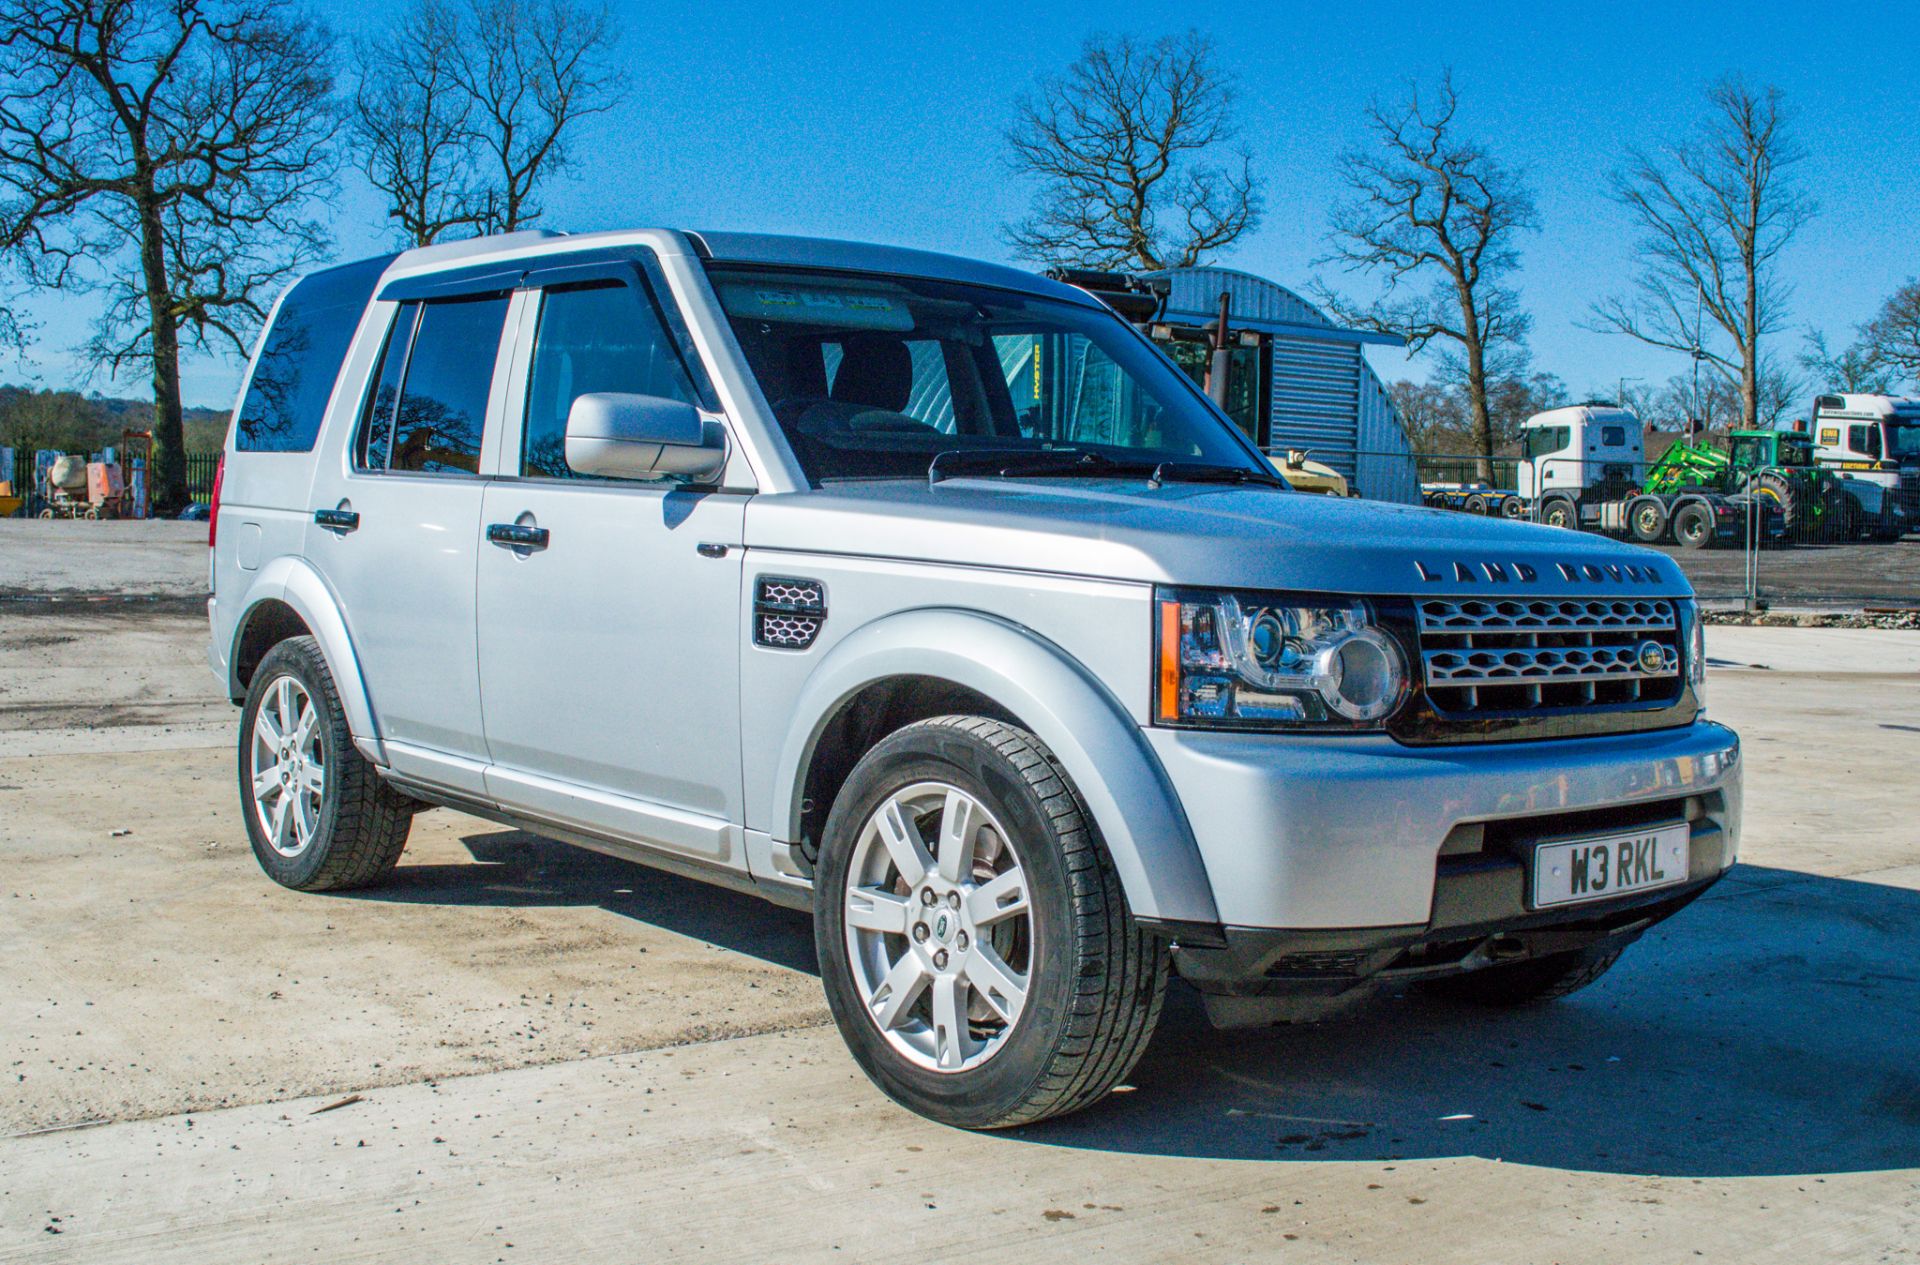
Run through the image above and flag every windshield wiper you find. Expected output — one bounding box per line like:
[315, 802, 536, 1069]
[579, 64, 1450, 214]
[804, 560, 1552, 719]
[1147, 460, 1288, 490]
[928, 448, 1157, 484]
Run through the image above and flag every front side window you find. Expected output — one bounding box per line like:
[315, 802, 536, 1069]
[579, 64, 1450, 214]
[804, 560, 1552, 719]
[521, 281, 702, 478]
[1850, 424, 1882, 459]
[1524, 426, 1570, 461]
[708, 266, 1262, 483]
[354, 294, 509, 475]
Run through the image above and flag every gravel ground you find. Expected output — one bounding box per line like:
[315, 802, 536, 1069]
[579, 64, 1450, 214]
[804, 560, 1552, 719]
[0, 595, 1916, 1262]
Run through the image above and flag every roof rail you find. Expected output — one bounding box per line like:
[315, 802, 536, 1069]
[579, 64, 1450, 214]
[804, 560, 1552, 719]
[1043, 267, 1168, 323]
[392, 229, 567, 270]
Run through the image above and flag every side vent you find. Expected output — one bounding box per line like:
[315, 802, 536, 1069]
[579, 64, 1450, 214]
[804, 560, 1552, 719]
[754, 576, 826, 650]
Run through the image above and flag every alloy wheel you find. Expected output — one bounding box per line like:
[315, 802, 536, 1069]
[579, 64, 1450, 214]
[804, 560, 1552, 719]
[249, 675, 325, 858]
[843, 781, 1034, 1073]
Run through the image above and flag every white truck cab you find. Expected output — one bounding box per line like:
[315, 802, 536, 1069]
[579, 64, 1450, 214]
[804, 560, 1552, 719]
[1516, 404, 1645, 501]
[1808, 394, 1920, 536]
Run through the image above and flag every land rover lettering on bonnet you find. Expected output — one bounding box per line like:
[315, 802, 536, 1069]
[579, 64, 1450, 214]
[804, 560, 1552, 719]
[208, 228, 1741, 1129]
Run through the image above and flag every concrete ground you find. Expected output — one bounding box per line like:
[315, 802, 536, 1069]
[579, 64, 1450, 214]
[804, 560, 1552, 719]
[1, 528, 1918, 1262]
[1653, 535, 1920, 608]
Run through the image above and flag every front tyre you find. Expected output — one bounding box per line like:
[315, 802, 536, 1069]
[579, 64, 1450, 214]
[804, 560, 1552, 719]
[814, 716, 1166, 1129]
[239, 636, 413, 892]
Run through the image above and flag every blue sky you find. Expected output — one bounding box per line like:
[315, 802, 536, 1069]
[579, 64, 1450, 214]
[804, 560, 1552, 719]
[13, 0, 1920, 410]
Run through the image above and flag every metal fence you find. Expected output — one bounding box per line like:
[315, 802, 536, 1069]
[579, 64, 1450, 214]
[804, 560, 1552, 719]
[185, 451, 220, 504]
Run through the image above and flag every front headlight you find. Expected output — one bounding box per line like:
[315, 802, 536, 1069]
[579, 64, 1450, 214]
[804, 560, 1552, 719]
[1155, 589, 1409, 729]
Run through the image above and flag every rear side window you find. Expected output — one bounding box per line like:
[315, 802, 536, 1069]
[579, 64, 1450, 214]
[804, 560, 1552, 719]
[1600, 425, 1627, 447]
[521, 282, 699, 478]
[235, 255, 394, 452]
[354, 294, 510, 475]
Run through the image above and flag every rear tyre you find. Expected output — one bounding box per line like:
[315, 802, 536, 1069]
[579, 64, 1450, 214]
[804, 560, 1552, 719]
[1671, 502, 1714, 549]
[814, 715, 1166, 1129]
[1499, 495, 1527, 519]
[239, 636, 413, 892]
[1421, 943, 1625, 1006]
[1628, 498, 1669, 543]
[1463, 493, 1488, 515]
[1750, 472, 1801, 539]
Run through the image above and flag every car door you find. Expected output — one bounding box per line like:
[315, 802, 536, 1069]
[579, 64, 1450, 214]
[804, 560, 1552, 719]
[304, 289, 517, 798]
[475, 260, 749, 868]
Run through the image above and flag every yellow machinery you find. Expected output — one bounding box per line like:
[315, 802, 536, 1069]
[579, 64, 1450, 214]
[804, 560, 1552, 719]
[1270, 449, 1351, 497]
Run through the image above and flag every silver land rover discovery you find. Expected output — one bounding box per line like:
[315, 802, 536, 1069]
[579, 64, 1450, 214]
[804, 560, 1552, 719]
[208, 228, 1741, 1128]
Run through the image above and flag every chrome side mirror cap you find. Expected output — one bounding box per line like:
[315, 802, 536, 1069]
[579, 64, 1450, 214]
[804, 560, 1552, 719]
[563, 392, 728, 482]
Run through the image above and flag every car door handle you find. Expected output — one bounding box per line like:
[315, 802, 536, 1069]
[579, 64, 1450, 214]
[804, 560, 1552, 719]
[486, 522, 550, 550]
[314, 508, 359, 532]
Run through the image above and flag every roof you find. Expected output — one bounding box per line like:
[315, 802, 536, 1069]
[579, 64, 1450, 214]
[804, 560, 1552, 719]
[375, 227, 1102, 308]
[1142, 265, 1405, 348]
[1815, 392, 1920, 418]
[1522, 404, 1640, 429]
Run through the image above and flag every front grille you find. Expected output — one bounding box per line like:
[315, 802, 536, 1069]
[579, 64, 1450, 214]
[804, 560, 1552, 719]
[1416, 598, 1682, 715]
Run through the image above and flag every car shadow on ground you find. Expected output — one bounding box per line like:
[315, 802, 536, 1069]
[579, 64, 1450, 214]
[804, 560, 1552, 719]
[1020, 864, 1920, 1178]
[356, 838, 1920, 1179]
[355, 828, 818, 974]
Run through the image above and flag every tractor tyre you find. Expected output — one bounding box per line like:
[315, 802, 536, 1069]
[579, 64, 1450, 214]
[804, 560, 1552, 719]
[1750, 472, 1802, 539]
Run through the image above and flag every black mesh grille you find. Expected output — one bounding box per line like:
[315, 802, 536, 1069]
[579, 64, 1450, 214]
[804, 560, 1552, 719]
[754, 576, 825, 650]
[1417, 598, 1683, 716]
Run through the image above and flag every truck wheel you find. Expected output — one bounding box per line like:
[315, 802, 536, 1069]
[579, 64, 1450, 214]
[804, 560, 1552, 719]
[1539, 497, 1576, 530]
[239, 636, 413, 892]
[814, 715, 1166, 1129]
[1671, 502, 1714, 549]
[1463, 493, 1488, 515]
[1499, 495, 1527, 519]
[1629, 498, 1669, 543]
[1422, 943, 1624, 1006]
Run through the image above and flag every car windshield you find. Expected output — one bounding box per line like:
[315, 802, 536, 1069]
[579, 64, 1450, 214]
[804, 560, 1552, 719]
[1888, 422, 1920, 461]
[707, 265, 1266, 483]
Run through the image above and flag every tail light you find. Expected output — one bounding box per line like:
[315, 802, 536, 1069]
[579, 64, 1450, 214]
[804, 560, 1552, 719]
[208, 452, 226, 548]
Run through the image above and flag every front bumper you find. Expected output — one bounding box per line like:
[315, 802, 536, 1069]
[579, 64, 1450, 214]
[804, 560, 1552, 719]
[1163, 808, 1730, 1000]
[1142, 719, 1742, 933]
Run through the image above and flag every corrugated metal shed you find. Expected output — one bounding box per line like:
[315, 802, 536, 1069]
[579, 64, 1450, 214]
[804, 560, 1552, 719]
[1145, 266, 1419, 504]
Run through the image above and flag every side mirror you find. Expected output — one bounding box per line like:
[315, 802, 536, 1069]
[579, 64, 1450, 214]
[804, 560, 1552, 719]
[563, 392, 728, 482]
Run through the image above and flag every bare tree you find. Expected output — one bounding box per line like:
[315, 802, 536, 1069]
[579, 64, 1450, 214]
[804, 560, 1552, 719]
[352, 0, 625, 243]
[1003, 30, 1261, 272]
[1799, 328, 1897, 395]
[1315, 71, 1537, 480]
[1859, 280, 1920, 387]
[0, 0, 335, 511]
[1589, 78, 1812, 432]
[453, 0, 625, 234]
[351, 0, 485, 246]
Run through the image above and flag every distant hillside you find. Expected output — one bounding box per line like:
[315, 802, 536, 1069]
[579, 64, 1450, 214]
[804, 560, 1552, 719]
[0, 385, 228, 456]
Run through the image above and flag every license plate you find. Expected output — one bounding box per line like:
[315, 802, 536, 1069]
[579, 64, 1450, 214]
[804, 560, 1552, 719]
[1531, 823, 1690, 909]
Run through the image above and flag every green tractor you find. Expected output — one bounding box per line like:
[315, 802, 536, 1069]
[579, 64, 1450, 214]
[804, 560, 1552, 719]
[1645, 429, 1849, 542]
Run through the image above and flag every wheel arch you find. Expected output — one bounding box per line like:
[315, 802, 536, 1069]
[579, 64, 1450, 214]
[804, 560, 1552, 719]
[770, 608, 1220, 926]
[226, 557, 384, 763]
